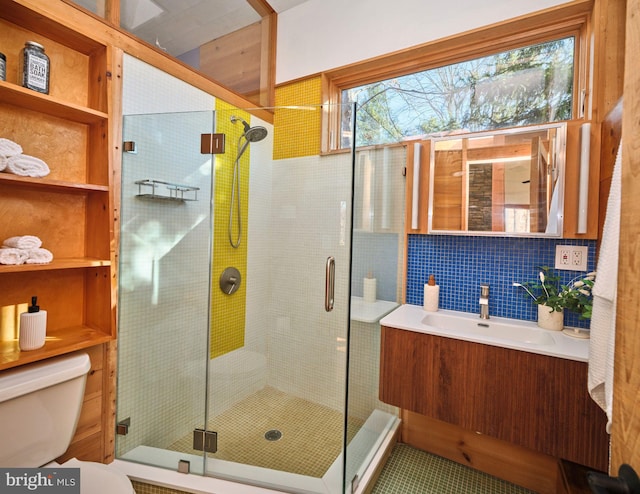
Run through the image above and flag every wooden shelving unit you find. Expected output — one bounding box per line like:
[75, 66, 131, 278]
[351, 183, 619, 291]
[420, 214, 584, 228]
[0, 6, 115, 372]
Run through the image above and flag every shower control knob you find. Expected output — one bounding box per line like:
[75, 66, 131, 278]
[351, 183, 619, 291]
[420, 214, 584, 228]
[220, 267, 241, 295]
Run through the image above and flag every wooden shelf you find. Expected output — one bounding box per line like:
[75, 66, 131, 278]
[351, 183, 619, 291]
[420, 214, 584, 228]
[0, 325, 112, 372]
[0, 81, 108, 124]
[0, 1, 116, 464]
[0, 258, 110, 274]
[0, 173, 109, 193]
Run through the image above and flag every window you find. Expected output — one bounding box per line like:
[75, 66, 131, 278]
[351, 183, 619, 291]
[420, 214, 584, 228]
[323, 3, 590, 151]
[344, 37, 574, 148]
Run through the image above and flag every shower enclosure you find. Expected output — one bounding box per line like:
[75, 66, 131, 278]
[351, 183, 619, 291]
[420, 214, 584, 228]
[114, 97, 403, 492]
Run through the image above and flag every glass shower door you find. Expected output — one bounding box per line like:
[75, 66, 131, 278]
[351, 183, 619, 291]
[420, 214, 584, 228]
[201, 106, 355, 494]
[115, 110, 215, 475]
[115, 105, 398, 494]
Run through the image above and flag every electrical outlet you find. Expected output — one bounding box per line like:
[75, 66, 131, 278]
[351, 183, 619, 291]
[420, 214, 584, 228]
[555, 245, 588, 271]
[572, 246, 588, 270]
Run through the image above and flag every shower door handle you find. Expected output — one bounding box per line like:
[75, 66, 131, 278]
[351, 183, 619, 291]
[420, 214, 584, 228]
[325, 256, 335, 312]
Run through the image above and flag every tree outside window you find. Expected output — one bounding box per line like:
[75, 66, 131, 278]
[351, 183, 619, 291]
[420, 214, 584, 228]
[342, 37, 574, 148]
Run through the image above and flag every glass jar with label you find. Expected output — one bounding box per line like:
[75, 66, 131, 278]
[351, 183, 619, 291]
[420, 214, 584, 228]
[19, 41, 50, 94]
[0, 52, 6, 81]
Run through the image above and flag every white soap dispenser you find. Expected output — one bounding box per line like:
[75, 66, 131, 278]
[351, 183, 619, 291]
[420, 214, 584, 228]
[19, 296, 47, 351]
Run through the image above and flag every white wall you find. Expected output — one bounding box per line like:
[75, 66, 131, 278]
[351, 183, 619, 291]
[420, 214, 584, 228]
[276, 0, 570, 84]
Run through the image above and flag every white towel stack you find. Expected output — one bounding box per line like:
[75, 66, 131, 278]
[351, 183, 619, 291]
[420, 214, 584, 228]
[0, 138, 23, 172]
[0, 236, 54, 265]
[0, 138, 50, 177]
[6, 154, 51, 178]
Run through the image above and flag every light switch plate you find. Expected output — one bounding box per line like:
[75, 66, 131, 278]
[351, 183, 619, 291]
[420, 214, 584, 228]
[555, 245, 588, 271]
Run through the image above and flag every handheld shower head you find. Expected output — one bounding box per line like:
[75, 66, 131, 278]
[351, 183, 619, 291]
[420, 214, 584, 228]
[227, 115, 268, 249]
[230, 115, 268, 142]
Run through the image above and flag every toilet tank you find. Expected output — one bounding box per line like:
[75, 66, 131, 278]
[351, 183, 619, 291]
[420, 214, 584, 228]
[0, 352, 91, 467]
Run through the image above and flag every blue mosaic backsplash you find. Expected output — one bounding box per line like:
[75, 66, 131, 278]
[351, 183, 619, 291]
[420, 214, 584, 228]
[406, 235, 597, 329]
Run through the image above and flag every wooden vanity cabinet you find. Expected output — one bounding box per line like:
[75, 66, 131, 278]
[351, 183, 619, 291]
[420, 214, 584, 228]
[380, 325, 609, 471]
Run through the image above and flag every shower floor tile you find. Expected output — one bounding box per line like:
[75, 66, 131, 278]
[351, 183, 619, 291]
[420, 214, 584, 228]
[168, 386, 362, 478]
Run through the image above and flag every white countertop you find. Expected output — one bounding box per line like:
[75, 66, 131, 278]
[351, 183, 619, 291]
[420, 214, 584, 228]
[380, 304, 589, 362]
[350, 297, 399, 324]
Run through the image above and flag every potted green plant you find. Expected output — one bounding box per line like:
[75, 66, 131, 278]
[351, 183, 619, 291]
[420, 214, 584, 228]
[514, 266, 596, 331]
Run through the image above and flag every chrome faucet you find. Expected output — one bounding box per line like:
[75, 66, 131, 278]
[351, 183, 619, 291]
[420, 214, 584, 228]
[479, 284, 490, 319]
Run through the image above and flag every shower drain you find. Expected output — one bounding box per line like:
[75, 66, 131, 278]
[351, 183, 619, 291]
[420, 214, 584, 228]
[264, 429, 283, 441]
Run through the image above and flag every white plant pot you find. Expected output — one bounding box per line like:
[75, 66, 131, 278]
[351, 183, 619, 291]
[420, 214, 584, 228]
[537, 304, 564, 331]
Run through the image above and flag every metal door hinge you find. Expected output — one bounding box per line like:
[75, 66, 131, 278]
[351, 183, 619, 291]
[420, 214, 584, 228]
[123, 141, 137, 154]
[201, 133, 226, 154]
[193, 428, 218, 453]
[116, 417, 130, 435]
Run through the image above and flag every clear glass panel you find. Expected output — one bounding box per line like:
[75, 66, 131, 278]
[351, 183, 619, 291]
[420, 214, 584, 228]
[69, 0, 101, 16]
[342, 36, 575, 148]
[200, 106, 354, 493]
[118, 0, 264, 104]
[116, 110, 215, 474]
[115, 101, 400, 493]
[345, 144, 404, 490]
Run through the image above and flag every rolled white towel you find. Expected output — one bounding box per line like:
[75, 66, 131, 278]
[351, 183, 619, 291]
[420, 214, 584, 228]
[0, 155, 7, 172]
[0, 138, 23, 158]
[0, 247, 29, 265]
[3, 235, 42, 250]
[5, 153, 50, 178]
[26, 247, 53, 264]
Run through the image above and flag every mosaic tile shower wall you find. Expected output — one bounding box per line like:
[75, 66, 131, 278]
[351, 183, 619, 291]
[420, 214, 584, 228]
[273, 77, 322, 159]
[209, 103, 251, 359]
[406, 235, 597, 329]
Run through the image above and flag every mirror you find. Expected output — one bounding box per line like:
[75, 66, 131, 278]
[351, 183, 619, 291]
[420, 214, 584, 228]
[428, 122, 566, 237]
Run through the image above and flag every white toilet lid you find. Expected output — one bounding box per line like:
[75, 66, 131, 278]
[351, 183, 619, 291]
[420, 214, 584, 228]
[62, 458, 135, 494]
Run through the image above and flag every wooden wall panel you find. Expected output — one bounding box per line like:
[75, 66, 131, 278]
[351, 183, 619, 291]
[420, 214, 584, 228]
[200, 22, 262, 97]
[598, 99, 623, 247]
[611, 0, 640, 472]
[400, 410, 560, 494]
[57, 345, 105, 463]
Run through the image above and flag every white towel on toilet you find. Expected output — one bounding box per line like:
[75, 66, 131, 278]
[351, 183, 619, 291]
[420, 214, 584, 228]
[3, 235, 42, 250]
[0, 247, 29, 265]
[588, 140, 622, 433]
[0, 138, 23, 158]
[26, 247, 53, 264]
[5, 154, 50, 177]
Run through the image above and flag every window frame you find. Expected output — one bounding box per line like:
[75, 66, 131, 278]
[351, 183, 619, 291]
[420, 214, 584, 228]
[321, 0, 593, 152]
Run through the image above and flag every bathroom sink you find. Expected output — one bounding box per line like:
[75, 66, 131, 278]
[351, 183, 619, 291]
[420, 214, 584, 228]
[421, 311, 555, 346]
[380, 305, 589, 362]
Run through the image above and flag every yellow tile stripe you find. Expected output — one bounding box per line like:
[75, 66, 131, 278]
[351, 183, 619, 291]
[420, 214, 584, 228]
[210, 101, 250, 358]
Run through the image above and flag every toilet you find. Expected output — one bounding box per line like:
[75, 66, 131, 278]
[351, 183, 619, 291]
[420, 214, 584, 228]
[0, 352, 135, 493]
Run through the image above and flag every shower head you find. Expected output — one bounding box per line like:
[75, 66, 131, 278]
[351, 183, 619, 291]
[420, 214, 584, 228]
[230, 115, 268, 142]
[244, 125, 268, 142]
